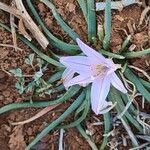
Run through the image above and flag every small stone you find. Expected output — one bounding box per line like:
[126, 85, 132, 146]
[3, 97, 13, 104]
[28, 136, 35, 143]
[66, 3, 76, 13]
[38, 3, 45, 13]
[41, 134, 50, 142]
[45, 17, 53, 27]
[27, 127, 33, 136]
[0, 94, 4, 101]
[2, 124, 11, 132]
[2, 91, 10, 97]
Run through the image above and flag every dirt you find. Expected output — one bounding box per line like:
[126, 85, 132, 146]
[0, 0, 149, 150]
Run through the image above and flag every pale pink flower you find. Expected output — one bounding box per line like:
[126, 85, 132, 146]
[60, 38, 127, 115]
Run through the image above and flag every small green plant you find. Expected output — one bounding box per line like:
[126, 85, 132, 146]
[9, 55, 54, 96]
[10, 68, 25, 94]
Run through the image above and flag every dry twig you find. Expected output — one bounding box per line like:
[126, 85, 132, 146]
[129, 65, 150, 81]
[10, 0, 17, 51]
[0, 1, 49, 49]
[0, 2, 21, 18]
[15, 0, 49, 49]
[18, 19, 32, 41]
[139, 6, 150, 26]
[0, 43, 23, 51]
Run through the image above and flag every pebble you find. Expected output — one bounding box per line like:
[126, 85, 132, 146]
[2, 91, 10, 98]
[0, 95, 4, 101]
[27, 127, 33, 136]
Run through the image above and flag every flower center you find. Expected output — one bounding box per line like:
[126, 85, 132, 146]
[96, 64, 104, 73]
[91, 64, 106, 78]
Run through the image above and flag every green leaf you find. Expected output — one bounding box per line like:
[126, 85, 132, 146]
[123, 48, 150, 58]
[124, 68, 150, 102]
[33, 69, 43, 82]
[87, 0, 96, 42]
[36, 57, 45, 68]
[10, 68, 23, 77]
[103, 0, 111, 50]
[0, 85, 80, 114]
[121, 35, 131, 51]
[15, 82, 24, 94]
[109, 87, 143, 132]
[25, 92, 85, 150]
[99, 113, 111, 150]
[39, 0, 79, 41]
[27, 81, 35, 92]
[25, 53, 35, 65]
[27, 0, 80, 54]
[60, 87, 90, 129]
[99, 49, 125, 59]
[77, 0, 87, 22]
[47, 71, 63, 83]
[139, 78, 150, 89]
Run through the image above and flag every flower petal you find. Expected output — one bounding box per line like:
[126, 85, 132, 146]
[62, 68, 75, 85]
[110, 72, 127, 93]
[76, 38, 119, 69]
[76, 38, 106, 63]
[60, 56, 91, 75]
[105, 60, 121, 75]
[91, 75, 111, 115]
[65, 74, 93, 89]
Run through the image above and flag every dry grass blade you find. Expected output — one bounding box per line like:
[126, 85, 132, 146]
[0, 43, 23, 51]
[0, 2, 21, 18]
[18, 19, 32, 41]
[58, 129, 65, 150]
[0, 1, 49, 49]
[129, 65, 150, 81]
[96, 0, 142, 11]
[11, 104, 59, 125]
[139, 6, 150, 26]
[15, 0, 49, 49]
[10, 0, 17, 51]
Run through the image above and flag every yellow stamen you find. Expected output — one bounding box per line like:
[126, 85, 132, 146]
[96, 64, 105, 74]
[91, 64, 106, 77]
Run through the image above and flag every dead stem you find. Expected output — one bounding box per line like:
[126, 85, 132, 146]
[15, 0, 49, 49]
[0, 43, 23, 51]
[139, 6, 150, 26]
[129, 65, 150, 81]
[0, 2, 21, 18]
[10, 0, 17, 51]
[18, 19, 32, 41]
[96, 0, 142, 11]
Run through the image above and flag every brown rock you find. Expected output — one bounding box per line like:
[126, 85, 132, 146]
[26, 127, 33, 136]
[2, 90, 11, 98]
[0, 94, 4, 101]
[38, 3, 46, 13]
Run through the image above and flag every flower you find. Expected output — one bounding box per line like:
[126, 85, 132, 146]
[60, 38, 127, 115]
